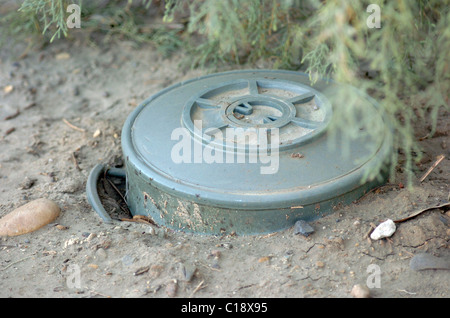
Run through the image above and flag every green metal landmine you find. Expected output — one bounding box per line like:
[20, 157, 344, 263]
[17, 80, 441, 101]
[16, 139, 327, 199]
[87, 70, 392, 235]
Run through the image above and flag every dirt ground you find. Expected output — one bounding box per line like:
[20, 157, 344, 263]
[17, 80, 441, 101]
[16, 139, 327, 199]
[0, 36, 449, 299]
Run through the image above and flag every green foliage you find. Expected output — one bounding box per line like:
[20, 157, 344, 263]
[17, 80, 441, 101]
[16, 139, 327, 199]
[1, 0, 448, 184]
[17, 0, 80, 42]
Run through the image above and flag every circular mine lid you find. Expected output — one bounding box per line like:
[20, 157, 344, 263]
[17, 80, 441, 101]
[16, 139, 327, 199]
[121, 70, 391, 225]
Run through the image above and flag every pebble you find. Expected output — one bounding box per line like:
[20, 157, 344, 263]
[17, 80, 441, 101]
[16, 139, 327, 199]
[55, 52, 71, 60]
[95, 248, 107, 260]
[18, 177, 37, 190]
[0, 198, 60, 237]
[180, 263, 197, 281]
[121, 254, 135, 266]
[86, 233, 97, 241]
[209, 250, 221, 259]
[258, 256, 271, 263]
[370, 219, 396, 240]
[409, 253, 450, 271]
[166, 280, 178, 297]
[92, 129, 101, 138]
[4, 85, 14, 94]
[293, 220, 315, 237]
[64, 237, 80, 248]
[351, 284, 371, 298]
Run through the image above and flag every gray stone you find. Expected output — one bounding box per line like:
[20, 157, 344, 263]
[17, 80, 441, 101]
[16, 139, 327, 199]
[410, 253, 450, 271]
[293, 220, 314, 237]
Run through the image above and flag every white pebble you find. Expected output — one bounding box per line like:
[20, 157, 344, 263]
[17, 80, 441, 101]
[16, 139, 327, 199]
[351, 284, 371, 298]
[370, 219, 396, 240]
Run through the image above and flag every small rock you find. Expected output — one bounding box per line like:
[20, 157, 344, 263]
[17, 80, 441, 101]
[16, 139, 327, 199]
[258, 256, 271, 263]
[216, 242, 232, 249]
[3, 85, 13, 94]
[180, 263, 197, 281]
[98, 237, 112, 249]
[86, 233, 97, 241]
[291, 153, 304, 159]
[370, 219, 396, 240]
[209, 250, 221, 259]
[439, 214, 449, 226]
[121, 254, 135, 266]
[211, 262, 221, 270]
[55, 52, 70, 60]
[293, 220, 315, 237]
[18, 177, 37, 190]
[0, 198, 60, 237]
[166, 280, 178, 297]
[351, 284, 371, 298]
[410, 253, 450, 271]
[64, 237, 80, 248]
[316, 261, 325, 268]
[92, 129, 101, 138]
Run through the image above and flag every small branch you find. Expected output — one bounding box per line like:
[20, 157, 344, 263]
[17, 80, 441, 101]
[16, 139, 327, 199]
[1, 253, 36, 271]
[398, 289, 416, 295]
[394, 201, 450, 223]
[4, 109, 20, 120]
[190, 280, 206, 298]
[63, 118, 86, 132]
[4, 127, 15, 136]
[419, 154, 445, 183]
[71, 152, 81, 171]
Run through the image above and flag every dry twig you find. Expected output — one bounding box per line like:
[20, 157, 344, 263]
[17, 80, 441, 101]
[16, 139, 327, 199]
[4, 109, 20, 120]
[394, 201, 450, 223]
[190, 280, 206, 297]
[71, 152, 81, 171]
[62, 118, 86, 132]
[0, 253, 36, 271]
[419, 154, 445, 183]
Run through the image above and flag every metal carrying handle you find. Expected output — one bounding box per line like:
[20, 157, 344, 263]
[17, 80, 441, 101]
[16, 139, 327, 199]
[86, 164, 126, 224]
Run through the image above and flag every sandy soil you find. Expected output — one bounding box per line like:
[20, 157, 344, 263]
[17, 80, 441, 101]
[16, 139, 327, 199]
[0, 37, 449, 298]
